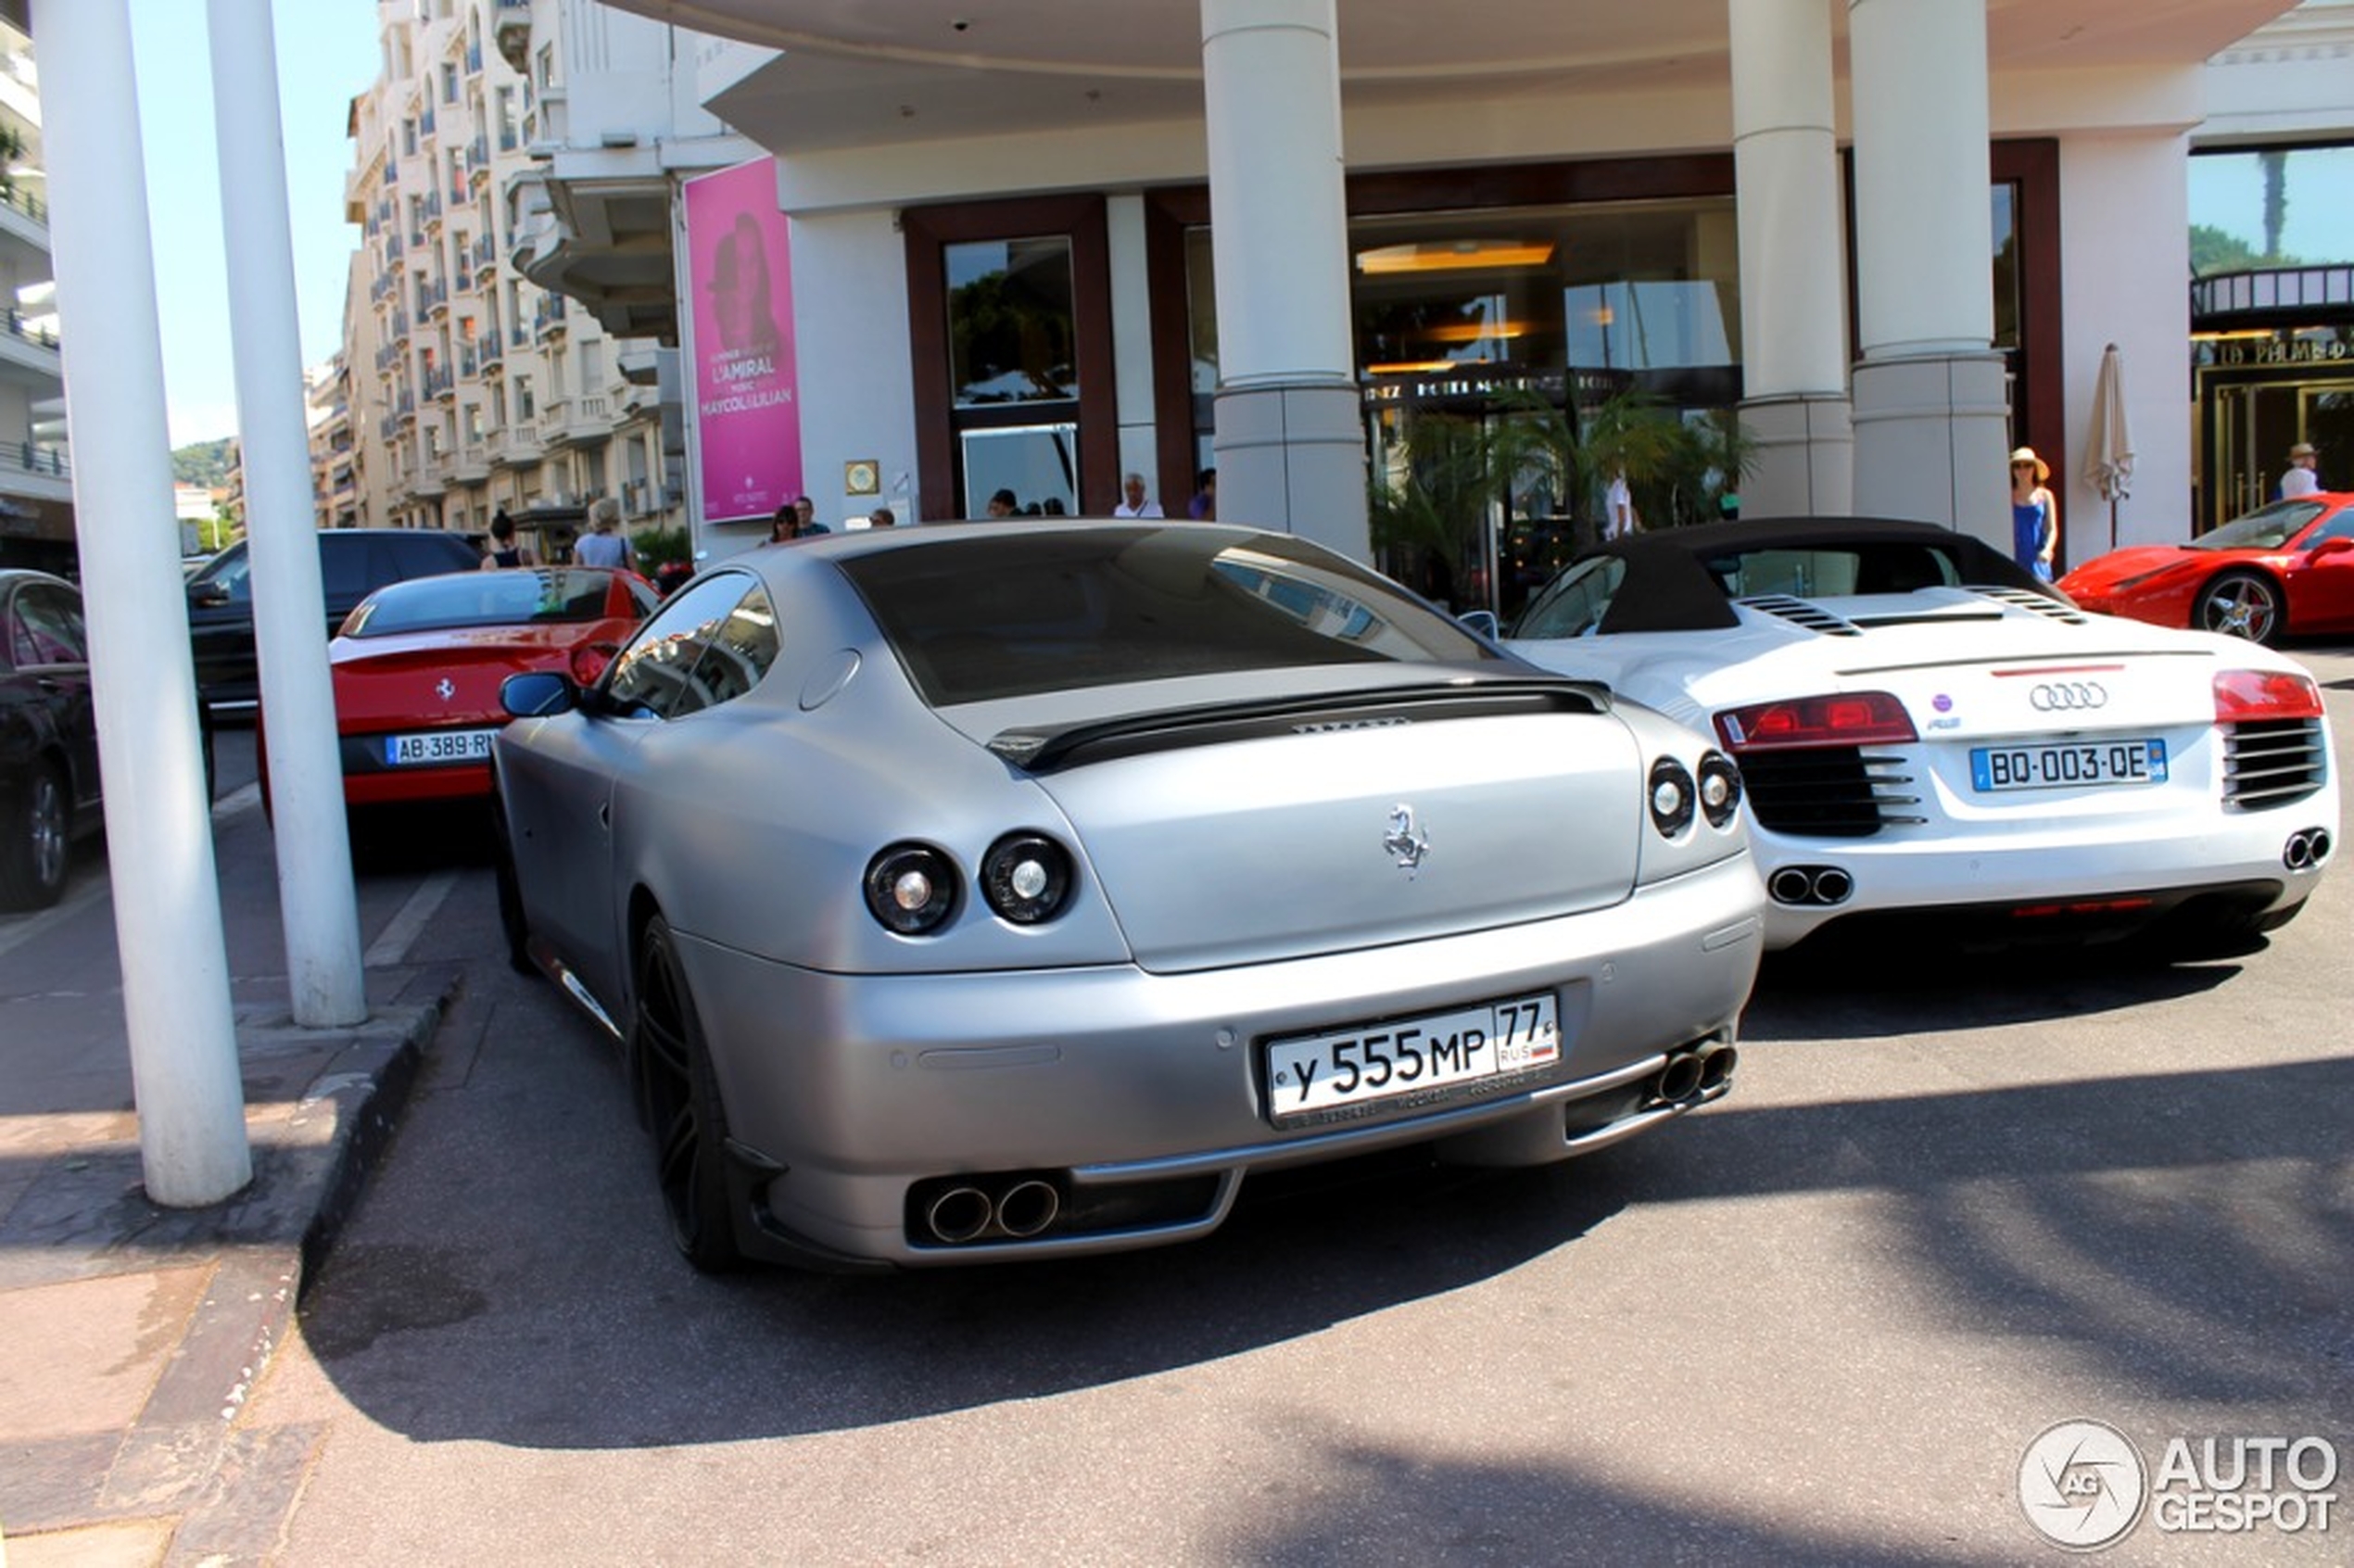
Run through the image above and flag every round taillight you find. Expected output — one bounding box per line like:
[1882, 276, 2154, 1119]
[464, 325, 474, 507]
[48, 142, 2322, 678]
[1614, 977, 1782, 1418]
[864, 843, 959, 935]
[981, 832, 1074, 925]
[1698, 750, 1743, 829]
[1648, 757, 1696, 839]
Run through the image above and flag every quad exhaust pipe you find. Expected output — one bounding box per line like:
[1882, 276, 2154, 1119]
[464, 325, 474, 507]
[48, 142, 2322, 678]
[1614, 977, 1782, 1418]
[1649, 1039, 1738, 1106]
[2284, 828, 2333, 870]
[1767, 865, 1853, 906]
[921, 1176, 1064, 1245]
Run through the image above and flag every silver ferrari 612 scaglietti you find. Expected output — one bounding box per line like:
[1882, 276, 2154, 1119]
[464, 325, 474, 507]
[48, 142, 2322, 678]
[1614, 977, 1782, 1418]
[492, 520, 1763, 1271]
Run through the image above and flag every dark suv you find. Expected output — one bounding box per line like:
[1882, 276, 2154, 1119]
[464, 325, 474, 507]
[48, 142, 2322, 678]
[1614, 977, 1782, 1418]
[187, 528, 481, 709]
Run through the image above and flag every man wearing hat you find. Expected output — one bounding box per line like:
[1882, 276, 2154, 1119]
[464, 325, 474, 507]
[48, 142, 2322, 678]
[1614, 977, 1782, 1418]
[2008, 446, 2057, 582]
[2281, 441, 2322, 500]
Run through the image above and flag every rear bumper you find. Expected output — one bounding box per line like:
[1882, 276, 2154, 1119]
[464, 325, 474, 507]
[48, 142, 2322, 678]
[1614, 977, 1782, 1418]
[664, 853, 1765, 1267]
[1752, 804, 2335, 948]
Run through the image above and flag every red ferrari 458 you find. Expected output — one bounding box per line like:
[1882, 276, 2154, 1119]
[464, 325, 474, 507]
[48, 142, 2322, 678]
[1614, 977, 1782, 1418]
[2058, 492, 2354, 646]
[326, 565, 657, 807]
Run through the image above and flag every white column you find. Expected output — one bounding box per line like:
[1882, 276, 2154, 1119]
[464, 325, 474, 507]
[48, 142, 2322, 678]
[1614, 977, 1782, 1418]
[1729, 0, 1852, 516]
[209, 0, 368, 1028]
[1200, 0, 1368, 560]
[1105, 194, 1163, 508]
[1847, 0, 2009, 542]
[33, 0, 250, 1206]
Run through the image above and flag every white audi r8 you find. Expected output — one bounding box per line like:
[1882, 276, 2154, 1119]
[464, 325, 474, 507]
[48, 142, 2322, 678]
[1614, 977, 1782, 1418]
[1503, 518, 2338, 954]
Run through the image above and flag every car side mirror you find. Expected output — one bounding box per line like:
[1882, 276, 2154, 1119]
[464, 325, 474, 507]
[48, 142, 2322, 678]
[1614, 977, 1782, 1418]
[2309, 537, 2354, 560]
[501, 670, 580, 718]
[1458, 609, 1502, 640]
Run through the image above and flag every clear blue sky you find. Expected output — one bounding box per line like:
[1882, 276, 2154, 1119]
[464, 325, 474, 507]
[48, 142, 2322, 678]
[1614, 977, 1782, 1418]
[129, 4, 381, 450]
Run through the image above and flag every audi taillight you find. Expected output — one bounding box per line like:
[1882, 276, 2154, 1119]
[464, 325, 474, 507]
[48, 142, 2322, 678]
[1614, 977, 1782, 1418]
[2213, 668, 2323, 722]
[1714, 692, 1917, 752]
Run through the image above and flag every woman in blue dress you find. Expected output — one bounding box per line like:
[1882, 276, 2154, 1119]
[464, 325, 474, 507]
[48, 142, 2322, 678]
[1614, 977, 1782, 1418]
[2009, 447, 2057, 582]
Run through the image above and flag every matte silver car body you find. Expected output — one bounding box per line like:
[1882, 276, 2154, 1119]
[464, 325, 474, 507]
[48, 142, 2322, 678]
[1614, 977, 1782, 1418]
[493, 521, 1763, 1270]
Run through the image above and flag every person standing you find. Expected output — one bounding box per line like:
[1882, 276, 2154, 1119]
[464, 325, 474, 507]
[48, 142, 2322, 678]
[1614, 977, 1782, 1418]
[1112, 472, 1163, 518]
[1603, 470, 1636, 540]
[482, 509, 532, 569]
[2009, 447, 2058, 582]
[769, 502, 800, 543]
[575, 497, 633, 569]
[2280, 441, 2322, 499]
[1186, 468, 1217, 520]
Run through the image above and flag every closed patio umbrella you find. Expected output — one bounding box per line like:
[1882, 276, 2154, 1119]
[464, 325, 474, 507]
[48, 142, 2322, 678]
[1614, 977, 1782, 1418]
[2083, 342, 2134, 550]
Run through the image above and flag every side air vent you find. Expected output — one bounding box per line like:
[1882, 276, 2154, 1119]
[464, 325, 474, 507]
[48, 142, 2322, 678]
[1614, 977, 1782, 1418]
[1738, 596, 1862, 636]
[1736, 748, 1925, 837]
[2223, 718, 2328, 809]
[1968, 586, 2090, 625]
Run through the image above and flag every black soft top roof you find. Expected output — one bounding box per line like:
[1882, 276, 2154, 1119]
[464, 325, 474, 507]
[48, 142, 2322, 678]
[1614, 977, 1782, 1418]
[1564, 515, 2057, 635]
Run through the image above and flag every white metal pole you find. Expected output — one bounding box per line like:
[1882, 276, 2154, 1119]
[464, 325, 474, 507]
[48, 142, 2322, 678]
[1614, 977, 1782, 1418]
[32, 0, 251, 1205]
[208, 0, 368, 1027]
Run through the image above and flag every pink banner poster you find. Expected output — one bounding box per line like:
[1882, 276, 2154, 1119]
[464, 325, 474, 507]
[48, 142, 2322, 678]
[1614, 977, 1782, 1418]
[686, 158, 802, 522]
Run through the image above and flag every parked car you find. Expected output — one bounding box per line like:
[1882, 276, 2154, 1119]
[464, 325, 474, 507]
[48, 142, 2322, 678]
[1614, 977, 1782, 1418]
[1, 571, 214, 909]
[0, 569, 99, 909]
[2057, 492, 2354, 645]
[1504, 517, 2338, 954]
[187, 527, 483, 709]
[321, 566, 657, 810]
[492, 520, 1762, 1271]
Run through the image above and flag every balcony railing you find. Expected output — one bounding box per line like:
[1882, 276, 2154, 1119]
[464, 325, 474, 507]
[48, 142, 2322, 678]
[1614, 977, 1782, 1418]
[0, 442, 68, 481]
[3, 307, 59, 351]
[0, 182, 47, 226]
[2191, 265, 2354, 323]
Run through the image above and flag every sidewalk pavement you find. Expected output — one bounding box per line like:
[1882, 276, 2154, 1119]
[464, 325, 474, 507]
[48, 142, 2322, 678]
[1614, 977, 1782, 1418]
[0, 788, 462, 1565]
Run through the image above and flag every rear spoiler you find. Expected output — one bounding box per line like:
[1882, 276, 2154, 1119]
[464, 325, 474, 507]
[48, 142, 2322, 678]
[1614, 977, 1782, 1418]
[987, 677, 1613, 772]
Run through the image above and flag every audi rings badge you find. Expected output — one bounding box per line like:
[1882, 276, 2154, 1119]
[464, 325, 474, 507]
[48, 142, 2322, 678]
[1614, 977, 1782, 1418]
[2030, 681, 2107, 712]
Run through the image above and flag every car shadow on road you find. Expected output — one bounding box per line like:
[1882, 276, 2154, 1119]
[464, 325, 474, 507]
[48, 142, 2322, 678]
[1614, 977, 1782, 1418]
[1743, 940, 2247, 1040]
[286, 936, 2351, 1459]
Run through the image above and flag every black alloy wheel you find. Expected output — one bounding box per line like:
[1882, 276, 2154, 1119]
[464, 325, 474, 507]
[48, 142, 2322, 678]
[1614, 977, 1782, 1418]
[2196, 571, 2284, 645]
[630, 915, 741, 1272]
[0, 762, 70, 912]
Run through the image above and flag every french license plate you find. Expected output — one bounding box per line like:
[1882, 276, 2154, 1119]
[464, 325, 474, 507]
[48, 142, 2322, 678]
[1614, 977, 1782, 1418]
[1969, 738, 2168, 792]
[385, 727, 499, 766]
[1264, 993, 1560, 1127]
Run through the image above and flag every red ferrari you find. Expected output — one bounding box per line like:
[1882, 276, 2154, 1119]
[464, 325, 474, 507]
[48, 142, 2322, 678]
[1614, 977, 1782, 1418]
[326, 566, 656, 806]
[2058, 492, 2354, 646]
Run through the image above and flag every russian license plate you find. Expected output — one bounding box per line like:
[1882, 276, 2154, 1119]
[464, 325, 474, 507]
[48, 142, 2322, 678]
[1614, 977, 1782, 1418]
[1969, 738, 2168, 792]
[1264, 993, 1560, 1127]
[385, 727, 499, 766]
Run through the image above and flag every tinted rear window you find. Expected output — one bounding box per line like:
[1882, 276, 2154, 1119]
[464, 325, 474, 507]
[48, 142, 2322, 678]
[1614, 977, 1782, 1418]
[842, 525, 1496, 705]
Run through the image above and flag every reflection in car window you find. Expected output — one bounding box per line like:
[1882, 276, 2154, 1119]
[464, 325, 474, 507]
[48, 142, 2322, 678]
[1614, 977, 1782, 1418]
[1512, 557, 1626, 639]
[347, 568, 627, 637]
[2195, 500, 2325, 552]
[11, 584, 87, 666]
[189, 545, 254, 603]
[603, 572, 780, 720]
[844, 525, 1497, 706]
[1706, 545, 1958, 598]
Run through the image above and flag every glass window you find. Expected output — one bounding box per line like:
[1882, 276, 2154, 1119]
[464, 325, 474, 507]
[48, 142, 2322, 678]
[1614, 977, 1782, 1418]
[947, 237, 1078, 408]
[958, 424, 1077, 517]
[1348, 200, 1742, 392]
[1512, 556, 1626, 639]
[2191, 145, 2354, 272]
[10, 584, 86, 666]
[604, 572, 780, 720]
[842, 525, 1497, 707]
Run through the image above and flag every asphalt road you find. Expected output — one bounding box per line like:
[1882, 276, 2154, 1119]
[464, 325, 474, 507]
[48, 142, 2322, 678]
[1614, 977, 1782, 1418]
[219, 652, 2354, 1565]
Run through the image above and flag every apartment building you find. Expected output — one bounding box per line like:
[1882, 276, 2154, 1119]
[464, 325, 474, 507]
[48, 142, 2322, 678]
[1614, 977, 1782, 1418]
[335, 0, 731, 560]
[0, 9, 69, 577]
